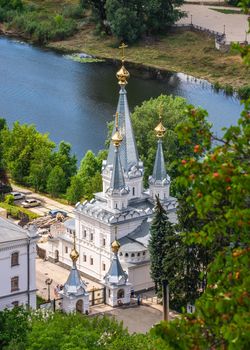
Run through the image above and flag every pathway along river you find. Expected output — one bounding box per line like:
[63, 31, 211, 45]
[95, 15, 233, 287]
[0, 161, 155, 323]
[0, 37, 243, 162]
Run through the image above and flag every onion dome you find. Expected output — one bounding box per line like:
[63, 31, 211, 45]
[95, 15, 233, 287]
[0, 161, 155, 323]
[116, 65, 130, 86]
[154, 120, 166, 138]
[111, 239, 121, 253]
[70, 248, 79, 263]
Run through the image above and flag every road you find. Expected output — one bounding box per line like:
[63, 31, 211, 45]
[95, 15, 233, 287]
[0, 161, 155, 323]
[12, 184, 75, 218]
[178, 4, 249, 42]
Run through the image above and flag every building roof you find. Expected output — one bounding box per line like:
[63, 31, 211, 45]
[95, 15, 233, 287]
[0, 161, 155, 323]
[106, 147, 128, 196]
[104, 251, 128, 286]
[149, 139, 170, 185]
[62, 263, 88, 296]
[107, 86, 139, 172]
[0, 217, 28, 244]
[64, 218, 75, 231]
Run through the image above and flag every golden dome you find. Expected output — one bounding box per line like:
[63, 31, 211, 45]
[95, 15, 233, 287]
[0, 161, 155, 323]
[112, 129, 123, 147]
[154, 121, 166, 138]
[111, 239, 121, 253]
[70, 248, 79, 262]
[116, 65, 130, 85]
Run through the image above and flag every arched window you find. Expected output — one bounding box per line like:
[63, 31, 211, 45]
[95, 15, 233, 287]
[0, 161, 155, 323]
[131, 253, 135, 257]
[117, 289, 124, 299]
[11, 252, 19, 267]
[125, 253, 128, 257]
[137, 252, 140, 257]
[132, 187, 135, 196]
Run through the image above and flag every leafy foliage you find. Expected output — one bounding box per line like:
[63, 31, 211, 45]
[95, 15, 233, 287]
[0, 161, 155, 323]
[149, 94, 250, 348]
[0, 308, 166, 350]
[131, 95, 199, 192]
[82, 0, 184, 42]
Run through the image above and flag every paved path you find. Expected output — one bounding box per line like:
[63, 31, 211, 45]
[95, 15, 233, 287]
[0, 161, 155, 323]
[178, 4, 249, 42]
[36, 258, 102, 300]
[12, 183, 75, 218]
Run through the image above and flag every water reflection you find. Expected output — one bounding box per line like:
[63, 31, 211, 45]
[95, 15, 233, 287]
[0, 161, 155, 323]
[0, 36, 242, 161]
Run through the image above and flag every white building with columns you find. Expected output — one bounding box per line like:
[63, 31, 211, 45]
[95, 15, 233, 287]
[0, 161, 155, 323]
[0, 217, 38, 310]
[46, 54, 177, 292]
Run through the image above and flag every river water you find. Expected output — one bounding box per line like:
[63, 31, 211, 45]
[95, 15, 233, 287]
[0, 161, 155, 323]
[0, 36, 243, 161]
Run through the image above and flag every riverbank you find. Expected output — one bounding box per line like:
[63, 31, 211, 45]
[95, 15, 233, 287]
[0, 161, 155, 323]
[0, 2, 249, 92]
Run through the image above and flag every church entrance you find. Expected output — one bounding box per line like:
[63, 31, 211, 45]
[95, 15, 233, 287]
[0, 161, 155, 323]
[76, 299, 83, 313]
[117, 289, 124, 299]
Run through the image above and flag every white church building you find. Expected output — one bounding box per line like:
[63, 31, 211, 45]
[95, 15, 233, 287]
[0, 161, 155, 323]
[46, 53, 177, 292]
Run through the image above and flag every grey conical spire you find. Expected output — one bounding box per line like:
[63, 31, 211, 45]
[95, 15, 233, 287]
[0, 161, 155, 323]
[151, 139, 168, 183]
[106, 113, 129, 196]
[149, 115, 170, 186]
[107, 85, 139, 172]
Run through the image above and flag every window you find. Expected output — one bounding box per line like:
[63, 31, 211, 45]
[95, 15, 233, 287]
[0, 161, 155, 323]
[12, 301, 19, 307]
[119, 252, 123, 256]
[143, 251, 146, 256]
[90, 233, 93, 241]
[108, 289, 111, 297]
[83, 229, 87, 238]
[137, 252, 140, 257]
[83, 254, 87, 262]
[131, 253, 135, 257]
[102, 263, 106, 271]
[125, 253, 128, 257]
[115, 203, 118, 209]
[65, 246, 68, 254]
[11, 252, 19, 267]
[90, 257, 93, 265]
[102, 238, 106, 246]
[11, 276, 19, 292]
[132, 187, 135, 196]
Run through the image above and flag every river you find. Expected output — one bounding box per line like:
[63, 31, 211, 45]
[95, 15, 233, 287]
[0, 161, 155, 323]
[0, 36, 243, 161]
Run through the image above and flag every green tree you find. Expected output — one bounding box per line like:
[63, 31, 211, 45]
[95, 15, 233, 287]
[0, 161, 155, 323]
[54, 141, 77, 187]
[66, 175, 84, 204]
[148, 196, 170, 292]
[0, 307, 29, 350]
[46, 165, 66, 197]
[106, 0, 144, 42]
[1, 122, 55, 184]
[149, 98, 250, 348]
[131, 95, 193, 190]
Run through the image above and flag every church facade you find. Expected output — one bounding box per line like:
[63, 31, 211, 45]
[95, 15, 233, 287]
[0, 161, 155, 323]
[47, 52, 177, 292]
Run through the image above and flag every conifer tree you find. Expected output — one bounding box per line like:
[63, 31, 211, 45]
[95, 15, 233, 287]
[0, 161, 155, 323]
[149, 196, 169, 292]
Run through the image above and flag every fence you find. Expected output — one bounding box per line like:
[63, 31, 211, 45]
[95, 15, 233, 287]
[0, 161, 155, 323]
[172, 23, 249, 51]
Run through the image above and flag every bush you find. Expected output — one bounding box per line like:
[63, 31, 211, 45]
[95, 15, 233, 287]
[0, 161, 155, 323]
[238, 85, 250, 99]
[4, 194, 14, 205]
[0, 202, 39, 220]
[62, 4, 84, 19]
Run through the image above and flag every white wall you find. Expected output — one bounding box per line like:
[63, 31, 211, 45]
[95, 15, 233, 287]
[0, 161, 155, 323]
[0, 238, 37, 310]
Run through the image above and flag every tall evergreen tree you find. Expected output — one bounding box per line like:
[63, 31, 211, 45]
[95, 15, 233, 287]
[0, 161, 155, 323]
[149, 196, 169, 292]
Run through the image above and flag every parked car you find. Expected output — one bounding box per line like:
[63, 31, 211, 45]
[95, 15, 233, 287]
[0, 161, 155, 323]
[10, 191, 25, 200]
[48, 209, 68, 218]
[21, 198, 41, 208]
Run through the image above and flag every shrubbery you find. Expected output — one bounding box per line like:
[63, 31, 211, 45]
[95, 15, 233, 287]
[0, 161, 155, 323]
[0, 1, 78, 44]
